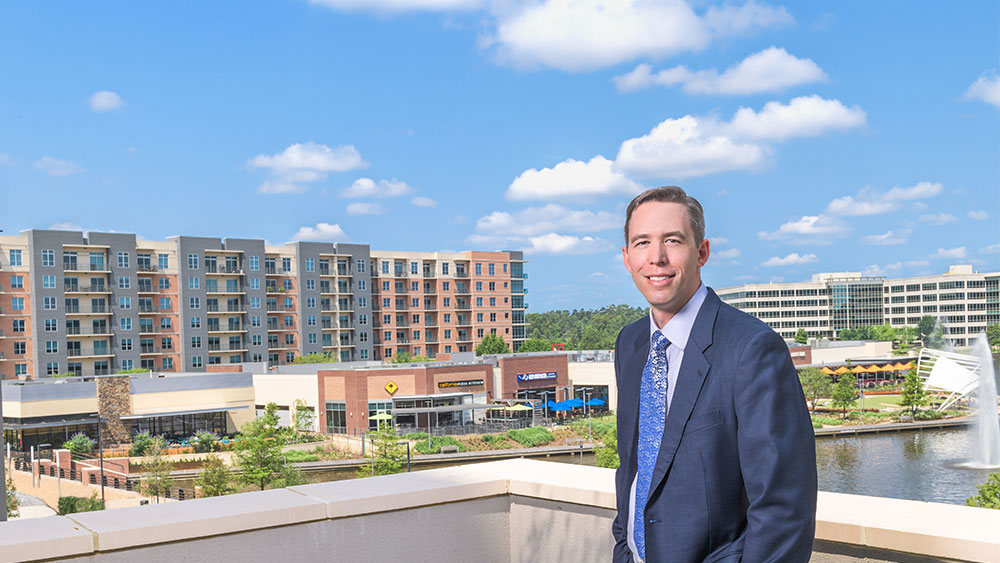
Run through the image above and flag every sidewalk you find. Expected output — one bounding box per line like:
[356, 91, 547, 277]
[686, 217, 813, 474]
[7, 466, 153, 512]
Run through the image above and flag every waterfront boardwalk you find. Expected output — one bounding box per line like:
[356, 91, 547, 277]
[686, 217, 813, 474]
[813, 416, 974, 438]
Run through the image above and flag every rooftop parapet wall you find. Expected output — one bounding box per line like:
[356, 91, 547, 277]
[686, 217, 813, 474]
[0, 460, 997, 563]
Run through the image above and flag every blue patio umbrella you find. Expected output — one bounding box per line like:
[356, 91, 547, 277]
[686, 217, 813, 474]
[547, 400, 558, 408]
[550, 402, 571, 411]
[585, 398, 607, 406]
[565, 398, 584, 408]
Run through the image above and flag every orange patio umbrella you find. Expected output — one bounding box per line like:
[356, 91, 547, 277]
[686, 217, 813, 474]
[851, 365, 867, 374]
[834, 366, 850, 374]
[865, 364, 881, 373]
[900, 361, 914, 371]
[880, 363, 895, 371]
[892, 362, 908, 371]
[821, 367, 837, 375]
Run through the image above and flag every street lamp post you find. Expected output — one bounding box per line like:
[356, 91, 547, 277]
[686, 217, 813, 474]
[396, 441, 411, 472]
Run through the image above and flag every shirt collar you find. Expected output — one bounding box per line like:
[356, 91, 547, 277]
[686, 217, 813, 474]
[648, 283, 708, 352]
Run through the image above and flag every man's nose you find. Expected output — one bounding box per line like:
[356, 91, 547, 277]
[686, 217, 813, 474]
[649, 243, 668, 264]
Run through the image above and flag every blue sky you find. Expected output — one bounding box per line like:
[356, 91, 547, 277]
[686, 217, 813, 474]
[2, 1, 998, 312]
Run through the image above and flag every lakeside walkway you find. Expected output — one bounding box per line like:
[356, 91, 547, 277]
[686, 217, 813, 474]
[813, 416, 975, 437]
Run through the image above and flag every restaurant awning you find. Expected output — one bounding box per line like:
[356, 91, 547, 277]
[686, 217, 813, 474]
[821, 367, 837, 375]
[834, 366, 850, 374]
[120, 406, 248, 420]
[866, 365, 882, 373]
[851, 365, 867, 374]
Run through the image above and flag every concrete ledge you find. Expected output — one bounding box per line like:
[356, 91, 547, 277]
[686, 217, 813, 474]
[0, 516, 94, 563]
[67, 488, 327, 551]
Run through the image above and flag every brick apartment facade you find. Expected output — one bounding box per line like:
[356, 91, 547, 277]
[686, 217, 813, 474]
[0, 230, 527, 379]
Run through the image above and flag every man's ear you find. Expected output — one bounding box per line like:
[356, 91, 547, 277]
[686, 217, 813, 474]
[622, 245, 632, 274]
[698, 238, 710, 267]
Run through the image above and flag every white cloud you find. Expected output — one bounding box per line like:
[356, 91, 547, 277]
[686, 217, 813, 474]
[341, 177, 412, 198]
[758, 215, 849, 242]
[615, 96, 864, 179]
[979, 242, 999, 255]
[726, 95, 866, 141]
[49, 222, 83, 231]
[927, 247, 967, 260]
[905, 259, 930, 267]
[709, 236, 730, 245]
[964, 70, 1000, 108]
[249, 142, 366, 194]
[309, 0, 481, 11]
[861, 264, 884, 277]
[615, 115, 768, 179]
[614, 47, 825, 95]
[762, 253, 817, 267]
[968, 210, 989, 220]
[714, 248, 741, 259]
[476, 204, 619, 237]
[825, 181, 943, 216]
[523, 233, 611, 255]
[861, 229, 909, 246]
[703, 0, 794, 36]
[346, 202, 383, 215]
[0, 153, 11, 166]
[88, 90, 123, 112]
[919, 213, 958, 226]
[411, 196, 438, 208]
[506, 155, 642, 200]
[33, 156, 83, 176]
[291, 222, 349, 242]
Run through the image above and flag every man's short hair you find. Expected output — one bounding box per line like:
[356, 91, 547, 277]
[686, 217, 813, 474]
[624, 186, 706, 245]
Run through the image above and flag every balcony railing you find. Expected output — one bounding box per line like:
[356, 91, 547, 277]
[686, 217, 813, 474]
[66, 327, 112, 336]
[63, 263, 110, 272]
[65, 306, 109, 314]
[64, 285, 110, 293]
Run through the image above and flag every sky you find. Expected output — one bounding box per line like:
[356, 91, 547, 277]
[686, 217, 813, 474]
[1, 1, 998, 313]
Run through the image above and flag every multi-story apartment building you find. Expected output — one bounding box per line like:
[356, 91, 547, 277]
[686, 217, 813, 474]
[368, 250, 528, 360]
[0, 230, 526, 379]
[717, 265, 999, 347]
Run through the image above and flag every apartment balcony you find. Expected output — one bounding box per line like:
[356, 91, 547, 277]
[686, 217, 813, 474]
[65, 327, 113, 337]
[267, 326, 295, 332]
[66, 349, 114, 359]
[267, 305, 296, 312]
[206, 288, 246, 295]
[139, 346, 174, 355]
[6, 459, 992, 563]
[62, 264, 111, 273]
[208, 327, 247, 334]
[454, 270, 470, 278]
[138, 305, 160, 314]
[266, 287, 293, 295]
[139, 327, 162, 335]
[65, 306, 111, 316]
[206, 305, 247, 314]
[64, 285, 111, 294]
[204, 266, 244, 275]
[136, 265, 158, 273]
[207, 346, 249, 354]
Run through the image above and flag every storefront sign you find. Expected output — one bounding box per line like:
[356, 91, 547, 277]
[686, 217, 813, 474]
[516, 371, 558, 382]
[384, 380, 399, 394]
[438, 379, 484, 389]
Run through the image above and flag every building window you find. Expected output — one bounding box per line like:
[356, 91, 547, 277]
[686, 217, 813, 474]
[11, 297, 24, 311]
[118, 276, 130, 289]
[47, 362, 59, 375]
[251, 297, 261, 309]
[282, 257, 292, 272]
[44, 319, 57, 332]
[43, 296, 57, 310]
[192, 336, 202, 348]
[159, 277, 171, 290]
[190, 316, 201, 329]
[442, 263, 449, 275]
[443, 297, 451, 307]
[307, 315, 317, 326]
[190, 297, 200, 309]
[305, 258, 315, 272]
[490, 297, 496, 306]
[476, 297, 483, 306]
[489, 282, 495, 291]
[188, 253, 199, 270]
[249, 256, 259, 271]
[381, 261, 389, 274]
[13, 341, 26, 354]
[9, 249, 22, 266]
[410, 262, 418, 275]
[45, 340, 58, 354]
[118, 252, 130, 269]
[157, 253, 169, 270]
[476, 282, 482, 291]
[360, 314, 367, 325]
[41, 249, 54, 266]
[307, 333, 317, 345]
[12, 320, 25, 332]
[120, 318, 133, 331]
[119, 297, 132, 310]
[475, 263, 482, 275]
[192, 356, 203, 368]
[249, 278, 260, 290]
[359, 297, 367, 308]
[160, 317, 172, 329]
[357, 259, 365, 273]
[251, 315, 262, 327]
[359, 331, 368, 342]
[121, 338, 133, 351]
[489, 263, 495, 275]
[189, 277, 200, 289]
[41, 275, 54, 288]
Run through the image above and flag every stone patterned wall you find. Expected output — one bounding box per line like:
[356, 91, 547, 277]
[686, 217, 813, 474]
[97, 375, 132, 445]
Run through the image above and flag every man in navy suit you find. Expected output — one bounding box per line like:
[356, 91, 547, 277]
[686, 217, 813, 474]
[613, 186, 816, 562]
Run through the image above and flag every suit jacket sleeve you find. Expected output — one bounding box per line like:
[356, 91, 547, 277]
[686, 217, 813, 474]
[734, 328, 817, 562]
[611, 328, 634, 563]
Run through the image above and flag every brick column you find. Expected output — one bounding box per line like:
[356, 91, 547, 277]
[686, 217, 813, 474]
[97, 375, 132, 445]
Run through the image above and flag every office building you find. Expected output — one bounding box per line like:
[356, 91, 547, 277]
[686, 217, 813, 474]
[717, 265, 999, 347]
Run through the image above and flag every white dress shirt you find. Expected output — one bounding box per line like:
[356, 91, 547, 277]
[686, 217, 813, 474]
[627, 283, 708, 561]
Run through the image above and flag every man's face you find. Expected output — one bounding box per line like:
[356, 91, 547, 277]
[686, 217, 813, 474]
[622, 201, 710, 326]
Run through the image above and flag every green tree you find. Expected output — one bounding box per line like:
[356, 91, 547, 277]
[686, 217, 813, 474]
[830, 374, 857, 418]
[900, 368, 928, 415]
[918, 315, 945, 348]
[527, 304, 646, 350]
[140, 441, 174, 504]
[794, 328, 808, 344]
[475, 333, 511, 356]
[116, 367, 150, 374]
[234, 403, 287, 490]
[594, 430, 619, 469]
[63, 432, 95, 454]
[966, 473, 1000, 509]
[986, 323, 1000, 352]
[293, 352, 337, 364]
[358, 428, 406, 477]
[870, 323, 898, 342]
[192, 431, 218, 454]
[798, 367, 832, 413]
[195, 454, 235, 497]
[6, 477, 18, 519]
[291, 399, 315, 432]
[130, 431, 161, 457]
[517, 338, 552, 352]
[387, 352, 430, 364]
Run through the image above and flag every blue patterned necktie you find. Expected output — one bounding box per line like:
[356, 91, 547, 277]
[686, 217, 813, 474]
[634, 330, 670, 560]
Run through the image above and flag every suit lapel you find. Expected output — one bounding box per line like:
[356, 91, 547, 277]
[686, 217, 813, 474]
[621, 326, 650, 474]
[646, 290, 721, 497]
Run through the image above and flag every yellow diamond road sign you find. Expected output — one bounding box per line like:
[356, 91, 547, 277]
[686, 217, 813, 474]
[385, 380, 398, 394]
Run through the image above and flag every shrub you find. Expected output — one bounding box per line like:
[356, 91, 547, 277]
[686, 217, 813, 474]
[63, 432, 95, 454]
[283, 450, 319, 463]
[507, 427, 555, 447]
[412, 435, 465, 454]
[401, 432, 428, 440]
[192, 432, 218, 453]
[58, 494, 105, 515]
[810, 416, 843, 427]
[130, 431, 166, 457]
[967, 473, 1000, 509]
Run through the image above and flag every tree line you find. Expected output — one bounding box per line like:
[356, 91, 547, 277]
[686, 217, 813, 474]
[524, 304, 647, 350]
